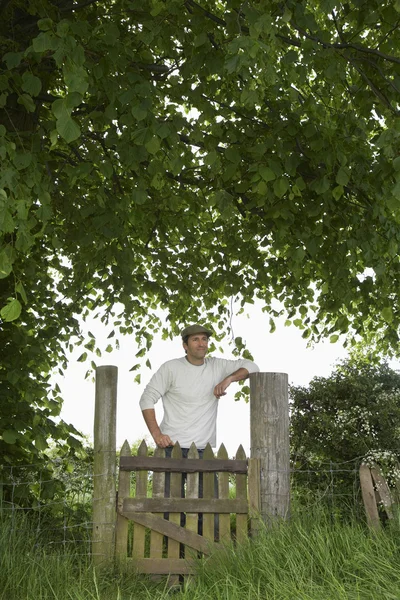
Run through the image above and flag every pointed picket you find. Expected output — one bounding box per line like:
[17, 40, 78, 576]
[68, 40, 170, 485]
[217, 443, 230, 543]
[116, 440, 131, 559]
[186, 443, 199, 537]
[235, 444, 248, 544]
[132, 440, 148, 559]
[150, 446, 165, 559]
[168, 443, 182, 586]
[203, 443, 215, 543]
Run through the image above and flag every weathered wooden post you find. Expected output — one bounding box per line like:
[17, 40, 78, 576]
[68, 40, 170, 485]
[250, 372, 290, 524]
[92, 365, 118, 565]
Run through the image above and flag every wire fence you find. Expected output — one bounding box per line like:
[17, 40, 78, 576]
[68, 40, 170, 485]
[0, 462, 94, 554]
[0, 460, 372, 554]
[0, 453, 378, 558]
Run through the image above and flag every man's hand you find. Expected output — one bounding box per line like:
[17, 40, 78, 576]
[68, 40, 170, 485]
[213, 367, 250, 399]
[214, 376, 232, 399]
[153, 433, 174, 448]
[142, 409, 173, 448]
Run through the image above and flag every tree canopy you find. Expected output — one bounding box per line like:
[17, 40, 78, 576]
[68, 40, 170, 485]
[1, 0, 400, 461]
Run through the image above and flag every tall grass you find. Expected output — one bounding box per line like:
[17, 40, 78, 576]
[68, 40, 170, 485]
[2, 509, 400, 600]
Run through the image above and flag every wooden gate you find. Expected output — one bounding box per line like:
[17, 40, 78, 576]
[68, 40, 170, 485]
[115, 439, 261, 582]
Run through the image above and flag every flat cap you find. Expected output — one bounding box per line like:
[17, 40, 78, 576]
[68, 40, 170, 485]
[181, 324, 212, 339]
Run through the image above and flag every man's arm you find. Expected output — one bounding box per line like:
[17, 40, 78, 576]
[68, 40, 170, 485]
[213, 367, 250, 399]
[142, 408, 173, 448]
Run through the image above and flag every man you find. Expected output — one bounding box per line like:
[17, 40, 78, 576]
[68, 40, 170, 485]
[140, 324, 260, 450]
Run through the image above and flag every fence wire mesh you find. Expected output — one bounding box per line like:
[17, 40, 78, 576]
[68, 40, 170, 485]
[1, 452, 382, 558]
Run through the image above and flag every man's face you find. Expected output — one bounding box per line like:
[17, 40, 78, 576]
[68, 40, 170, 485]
[183, 333, 209, 363]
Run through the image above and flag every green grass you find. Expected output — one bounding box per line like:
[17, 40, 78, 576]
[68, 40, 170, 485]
[2, 510, 400, 600]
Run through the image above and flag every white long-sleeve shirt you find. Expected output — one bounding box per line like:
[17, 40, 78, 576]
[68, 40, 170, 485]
[139, 356, 259, 448]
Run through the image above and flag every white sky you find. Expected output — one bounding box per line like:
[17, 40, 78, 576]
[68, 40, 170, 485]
[56, 301, 350, 456]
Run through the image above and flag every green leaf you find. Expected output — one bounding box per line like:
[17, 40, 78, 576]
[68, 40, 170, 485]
[225, 147, 241, 164]
[194, 32, 208, 47]
[35, 435, 48, 451]
[2, 429, 18, 444]
[133, 188, 147, 204]
[77, 352, 88, 362]
[15, 282, 27, 303]
[145, 136, 161, 155]
[330, 334, 339, 343]
[1, 298, 22, 321]
[273, 178, 289, 199]
[32, 31, 57, 53]
[0, 208, 15, 233]
[13, 152, 32, 170]
[336, 167, 350, 186]
[332, 185, 344, 200]
[382, 306, 393, 323]
[63, 66, 88, 95]
[205, 150, 218, 166]
[67, 435, 81, 449]
[0, 251, 12, 279]
[37, 18, 53, 31]
[259, 166, 276, 182]
[56, 115, 81, 143]
[3, 52, 24, 69]
[17, 94, 35, 112]
[131, 105, 147, 121]
[21, 73, 42, 97]
[52, 98, 69, 119]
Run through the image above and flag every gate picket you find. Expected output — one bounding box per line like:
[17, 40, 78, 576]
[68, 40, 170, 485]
[217, 443, 230, 543]
[202, 444, 215, 543]
[132, 440, 148, 559]
[150, 446, 164, 559]
[168, 443, 182, 586]
[235, 445, 248, 544]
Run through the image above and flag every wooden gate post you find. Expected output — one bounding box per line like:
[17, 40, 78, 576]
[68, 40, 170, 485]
[250, 372, 290, 524]
[92, 365, 118, 565]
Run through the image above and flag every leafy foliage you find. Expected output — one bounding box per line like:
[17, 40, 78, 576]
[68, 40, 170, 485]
[291, 358, 400, 463]
[1, 0, 400, 463]
[290, 358, 400, 508]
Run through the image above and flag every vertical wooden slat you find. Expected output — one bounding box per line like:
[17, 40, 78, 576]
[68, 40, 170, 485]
[115, 440, 131, 559]
[248, 457, 261, 536]
[133, 440, 148, 558]
[150, 446, 165, 559]
[235, 444, 248, 544]
[168, 443, 182, 587]
[185, 443, 199, 541]
[185, 443, 199, 584]
[370, 464, 394, 519]
[217, 444, 230, 544]
[360, 464, 381, 530]
[203, 444, 215, 543]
